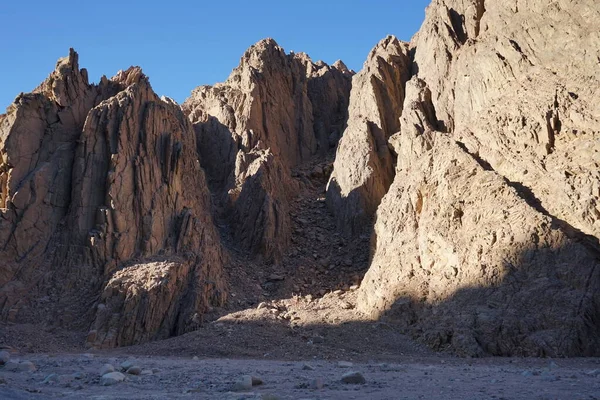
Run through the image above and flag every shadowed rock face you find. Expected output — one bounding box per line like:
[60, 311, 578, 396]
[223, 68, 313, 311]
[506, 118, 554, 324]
[345, 0, 600, 356]
[0, 50, 226, 347]
[183, 38, 353, 262]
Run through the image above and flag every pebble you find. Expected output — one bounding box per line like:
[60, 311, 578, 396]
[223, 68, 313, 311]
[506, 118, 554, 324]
[310, 378, 324, 389]
[0, 377, 6, 385]
[337, 361, 354, 368]
[257, 302, 268, 310]
[126, 366, 142, 375]
[43, 374, 60, 384]
[341, 371, 366, 384]
[302, 363, 315, 371]
[141, 369, 154, 375]
[193, 356, 199, 360]
[232, 375, 253, 391]
[120, 360, 135, 371]
[6, 361, 37, 372]
[251, 375, 264, 386]
[0, 350, 10, 365]
[100, 364, 115, 375]
[101, 371, 126, 386]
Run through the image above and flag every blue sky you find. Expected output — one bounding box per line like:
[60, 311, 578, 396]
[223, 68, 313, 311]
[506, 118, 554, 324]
[1, 1, 430, 109]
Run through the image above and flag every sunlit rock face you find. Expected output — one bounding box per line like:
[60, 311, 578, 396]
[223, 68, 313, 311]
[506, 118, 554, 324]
[341, 0, 600, 356]
[0, 50, 227, 347]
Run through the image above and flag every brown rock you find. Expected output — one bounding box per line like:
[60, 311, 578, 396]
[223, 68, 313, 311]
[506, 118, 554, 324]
[183, 38, 352, 261]
[327, 35, 412, 236]
[0, 51, 226, 347]
[352, 0, 600, 356]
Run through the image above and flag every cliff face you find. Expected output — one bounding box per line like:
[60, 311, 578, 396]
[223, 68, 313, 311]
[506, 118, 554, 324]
[326, 36, 412, 236]
[1, 1, 599, 357]
[183, 39, 353, 261]
[337, 0, 600, 356]
[0, 50, 226, 347]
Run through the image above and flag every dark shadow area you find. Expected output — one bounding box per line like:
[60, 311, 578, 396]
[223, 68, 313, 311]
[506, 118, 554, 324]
[112, 238, 599, 360]
[448, 8, 467, 45]
[379, 241, 600, 358]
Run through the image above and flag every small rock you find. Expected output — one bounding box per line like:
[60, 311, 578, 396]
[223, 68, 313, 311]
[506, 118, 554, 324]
[120, 360, 135, 371]
[232, 375, 253, 391]
[126, 366, 142, 375]
[521, 370, 533, 377]
[185, 386, 203, 393]
[337, 361, 354, 368]
[311, 335, 325, 344]
[251, 375, 263, 386]
[43, 374, 60, 384]
[141, 369, 153, 375]
[7, 361, 37, 372]
[310, 378, 324, 389]
[100, 364, 115, 375]
[268, 274, 285, 282]
[0, 377, 6, 384]
[302, 363, 315, 371]
[341, 301, 353, 309]
[72, 372, 84, 380]
[349, 285, 359, 291]
[101, 371, 126, 386]
[541, 371, 559, 382]
[341, 371, 366, 384]
[192, 356, 199, 361]
[257, 302, 268, 310]
[0, 350, 10, 365]
[333, 290, 343, 295]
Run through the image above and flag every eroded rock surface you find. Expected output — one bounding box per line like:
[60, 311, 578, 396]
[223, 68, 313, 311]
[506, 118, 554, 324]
[0, 51, 226, 347]
[351, 0, 600, 356]
[183, 39, 352, 261]
[326, 35, 411, 236]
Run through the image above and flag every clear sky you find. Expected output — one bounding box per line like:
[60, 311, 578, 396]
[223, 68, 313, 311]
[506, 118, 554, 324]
[1, 0, 430, 110]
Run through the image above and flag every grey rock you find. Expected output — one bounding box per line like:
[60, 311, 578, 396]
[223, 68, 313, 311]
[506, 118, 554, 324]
[232, 375, 253, 391]
[302, 363, 315, 371]
[101, 371, 126, 386]
[251, 375, 263, 386]
[126, 366, 142, 375]
[120, 360, 135, 371]
[43, 374, 60, 384]
[337, 361, 354, 368]
[341, 371, 366, 384]
[310, 378, 324, 389]
[100, 364, 115, 375]
[0, 351, 10, 365]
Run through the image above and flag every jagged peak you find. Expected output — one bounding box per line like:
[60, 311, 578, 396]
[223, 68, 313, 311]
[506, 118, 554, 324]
[111, 66, 148, 87]
[332, 60, 354, 76]
[55, 48, 79, 72]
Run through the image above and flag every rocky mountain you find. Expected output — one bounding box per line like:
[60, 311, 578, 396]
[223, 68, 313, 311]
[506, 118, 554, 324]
[183, 39, 352, 261]
[1, 0, 599, 358]
[329, 0, 600, 356]
[0, 50, 227, 348]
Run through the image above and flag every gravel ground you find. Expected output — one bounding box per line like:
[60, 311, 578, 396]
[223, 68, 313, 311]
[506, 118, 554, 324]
[1, 352, 600, 399]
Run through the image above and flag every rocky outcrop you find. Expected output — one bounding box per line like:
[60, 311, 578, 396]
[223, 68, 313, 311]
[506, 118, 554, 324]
[183, 39, 352, 260]
[358, 79, 600, 356]
[352, 0, 600, 356]
[326, 36, 411, 236]
[0, 51, 226, 347]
